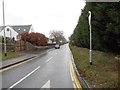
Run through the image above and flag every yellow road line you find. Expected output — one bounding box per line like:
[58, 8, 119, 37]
[0, 56, 38, 73]
[74, 70, 82, 89]
[72, 62, 82, 89]
[74, 69, 82, 89]
[69, 60, 76, 89]
[73, 83, 77, 89]
[69, 59, 82, 90]
[70, 64, 74, 81]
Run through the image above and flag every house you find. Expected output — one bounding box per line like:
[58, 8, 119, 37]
[0, 25, 33, 41]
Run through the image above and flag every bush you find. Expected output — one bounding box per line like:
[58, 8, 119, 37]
[21, 32, 48, 46]
[0, 36, 15, 45]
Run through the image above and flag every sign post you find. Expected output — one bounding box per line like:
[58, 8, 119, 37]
[3, 0, 7, 56]
[88, 11, 92, 65]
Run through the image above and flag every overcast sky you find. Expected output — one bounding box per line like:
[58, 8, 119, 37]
[0, 0, 86, 38]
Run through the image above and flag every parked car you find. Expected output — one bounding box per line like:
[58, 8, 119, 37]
[55, 44, 60, 49]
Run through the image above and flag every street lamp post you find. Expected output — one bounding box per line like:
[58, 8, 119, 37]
[88, 11, 92, 65]
[3, 0, 7, 56]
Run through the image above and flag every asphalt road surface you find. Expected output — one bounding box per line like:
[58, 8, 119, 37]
[1, 44, 75, 89]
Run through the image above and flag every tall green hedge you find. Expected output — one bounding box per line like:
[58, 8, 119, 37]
[70, 2, 120, 54]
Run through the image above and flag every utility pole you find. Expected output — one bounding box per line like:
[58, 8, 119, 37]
[88, 11, 92, 65]
[3, 0, 7, 56]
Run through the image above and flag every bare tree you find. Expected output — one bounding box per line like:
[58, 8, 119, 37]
[49, 30, 66, 44]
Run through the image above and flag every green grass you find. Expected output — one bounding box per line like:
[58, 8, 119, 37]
[69, 45, 119, 88]
[0, 51, 22, 61]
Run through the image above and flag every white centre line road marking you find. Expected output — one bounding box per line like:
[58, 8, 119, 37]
[46, 57, 53, 63]
[7, 66, 41, 90]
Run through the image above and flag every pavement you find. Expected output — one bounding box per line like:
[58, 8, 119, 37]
[0, 44, 86, 89]
[0, 49, 53, 69]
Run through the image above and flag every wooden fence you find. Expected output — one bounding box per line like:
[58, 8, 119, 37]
[2, 40, 55, 52]
[15, 40, 25, 51]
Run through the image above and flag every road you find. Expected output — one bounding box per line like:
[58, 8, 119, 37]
[1, 44, 78, 89]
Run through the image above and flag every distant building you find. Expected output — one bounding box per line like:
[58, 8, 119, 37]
[47, 39, 53, 44]
[0, 25, 33, 41]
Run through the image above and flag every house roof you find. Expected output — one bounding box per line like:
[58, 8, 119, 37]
[12, 25, 31, 33]
[0, 25, 32, 33]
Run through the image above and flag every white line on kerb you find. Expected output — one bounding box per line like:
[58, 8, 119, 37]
[46, 57, 53, 63]
[7, 66, 40, 90]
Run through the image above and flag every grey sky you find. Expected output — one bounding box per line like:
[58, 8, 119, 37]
[0, 0, 86, 38]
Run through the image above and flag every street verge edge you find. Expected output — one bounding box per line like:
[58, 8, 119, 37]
[69, 48, 91, 89]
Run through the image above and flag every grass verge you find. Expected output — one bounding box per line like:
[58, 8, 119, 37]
[0, 51, 22, 61]
[69, 45, 119, 88]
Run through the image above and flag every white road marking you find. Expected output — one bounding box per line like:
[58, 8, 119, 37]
[46, 57, 53, 63]
[41, 80, 50, 88]
[8, 66, 41, 90]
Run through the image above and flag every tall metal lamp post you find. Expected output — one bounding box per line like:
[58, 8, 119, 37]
[3, 0, 7, 56]
[88, 11, 92, 65]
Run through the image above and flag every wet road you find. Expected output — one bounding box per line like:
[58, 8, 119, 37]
[2, 44, 74, 89]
